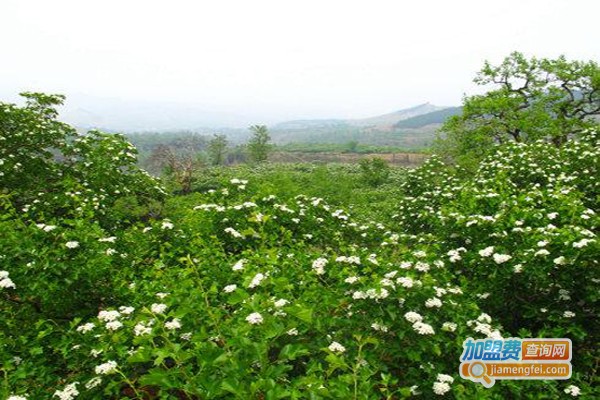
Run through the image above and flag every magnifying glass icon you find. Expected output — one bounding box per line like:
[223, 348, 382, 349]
[469, 361, 492, 386]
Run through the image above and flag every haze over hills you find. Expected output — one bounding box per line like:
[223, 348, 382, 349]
[38, 93, 460, 149]
[270, 103, 460, 148]
[273, 103, 448, 130]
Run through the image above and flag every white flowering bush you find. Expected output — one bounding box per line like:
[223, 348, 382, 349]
[1, 94, 597, 399]
[396, 128, 599, 396]
[0, 93, 165, 228]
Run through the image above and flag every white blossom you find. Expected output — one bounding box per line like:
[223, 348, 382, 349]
[493, 253, 512, 264]
[396, 277, 414, 288]
[312, 258, 328, 275]
[95, 360, 118, 375]
[437, 374, 454, 383]
[432, 381, 451, 395]
[479, 246, 494, 257]
[564, 385, 581, 396]
[105, 320, 123, 331]
[246, 312, 264, 325]
[97, 310, 121, 322]
[328, 341, 346, 353]
[232, 259, 246, 271]
[404, 311, 423, 323]
[553, 256, 567, 265]
[165, 318, 182, 330]
[150, 303, 168, 314]
[425, 297, 443, 308]
[224, 227, 243, 238]
[85, 377, 102, 389]
[118, 306, 135, 315]
[223, 284, 237, 293]
[513, 264, 524, 273]
[412, 321, 435, 335]
[0, 274, 16, 289]
[273, 298, 289, 308]
[76, 323, 95, 333]
[53, 382, 79, 400]
[134, 322, 152, 336]
[248, 273, 265, 288]
[65, 241, 79, 249]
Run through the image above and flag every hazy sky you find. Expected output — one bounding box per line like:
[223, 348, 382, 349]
[1, 0, 599, 123]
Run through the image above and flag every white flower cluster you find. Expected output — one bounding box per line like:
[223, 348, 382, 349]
[161, 220, 174, 230]
[246, 312, 264, 325]
[224, 227, 243, 238]
[479, 246, 494, 257]
[493, 253, 512, 264]
[53, 382, 79, 400]
[165, 318, 182, 330]
[85, 377, 102, 389]
[134, 321, 153, 336]
[352, 288, 389, 300]
[97, 309, 124, 331]
[335, 255, 361, 264]
[396, 277, 414, 288]
[150, 303, 168, 314]
[0, 270, 16, 289]
[414, 262, 430, 272]
[273, 298, 289, 308]
[223, 284, 237, 293]
[425, 297, 443, 308]
[76, 322, 95, 333]
[404, 312, 435, 335]
[447, 247, 466, 263]
[36, 223, 57, 232]
[312, 257, 328, 275]
[564, 385, 581, 396]
[232, 259, 246, 271]
[8, 395, 28, 400]
[328, 341, 346, 353]
[95, 360, 118, 375]
[432, 373, 453, 395]
[248, 272, 265, 288]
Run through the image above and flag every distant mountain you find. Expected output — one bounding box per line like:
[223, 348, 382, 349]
[269, 103, 458, 149]
[273, 103, 448, 131]
[394, 107, 462, 129]
[348, 103, 448, 128]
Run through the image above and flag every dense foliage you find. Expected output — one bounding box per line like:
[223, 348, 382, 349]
[1, 91, 598, 399]
[437, 52, 600, 168]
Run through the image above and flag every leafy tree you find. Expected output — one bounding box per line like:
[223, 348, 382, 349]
[359, 157, 390, 186]
[247, 124, 272, 163]
[207, 133, 228, 166]
[436, 52, 600, 167]
[0, 92, 165, 225]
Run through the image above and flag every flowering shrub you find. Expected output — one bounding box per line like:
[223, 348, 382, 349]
[1, 95, 597, 398]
